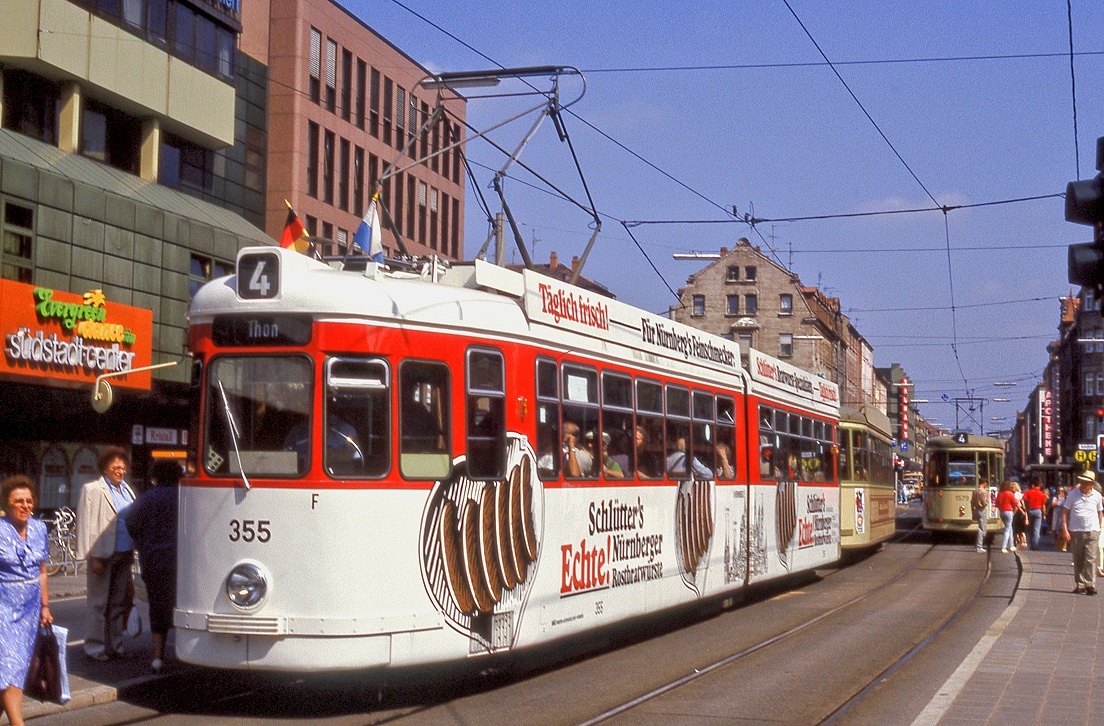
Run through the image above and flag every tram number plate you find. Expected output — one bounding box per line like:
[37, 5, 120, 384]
[237, 252, 280, 300]
[229, 519, 272, 543]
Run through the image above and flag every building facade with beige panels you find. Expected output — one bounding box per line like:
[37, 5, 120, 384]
[0, 0, 272, 495]
[244, 0, 466, 259]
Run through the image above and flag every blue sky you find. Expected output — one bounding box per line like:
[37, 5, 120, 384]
[348, 0, 1104, 435]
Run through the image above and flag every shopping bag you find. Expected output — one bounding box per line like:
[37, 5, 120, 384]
[126, 606, 143, 638]
[23, 624, 70, 705]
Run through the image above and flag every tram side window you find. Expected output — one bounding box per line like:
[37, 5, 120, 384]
[636, 379, 664, 479]
[839, 429, 853, 481]
[759, 405, 776, 480]
[535, 359, 560, 481]
[204, 356, 312, 478]
[688, 391, 715, 480]
[324, 358, 390, 478]
[562, 365, 599, 480]
[665, 386, 693, 479]
[602, 373, 634, 479]
[466, 349, 506, 479]
[399, 361, 450, 479]
[715, 396, 736, 479]
[824, 424, 837, 482]
[926, 451, 946, 487]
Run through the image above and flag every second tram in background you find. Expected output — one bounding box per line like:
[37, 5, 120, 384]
[921, 433, 1004, 537]
[838, 406, 896, 550]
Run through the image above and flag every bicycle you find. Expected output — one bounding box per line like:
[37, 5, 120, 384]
[43, 507, 84, 577]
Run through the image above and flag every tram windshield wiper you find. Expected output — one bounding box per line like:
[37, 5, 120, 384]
[217, 380, 251, 491]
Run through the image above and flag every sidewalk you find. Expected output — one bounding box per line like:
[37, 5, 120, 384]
[8, 574, 182, 725]
[915, 539, 1104, 725]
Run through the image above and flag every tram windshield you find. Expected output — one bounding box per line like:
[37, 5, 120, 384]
[204, 356, 313, 478]
[925, 449, 1002, 488]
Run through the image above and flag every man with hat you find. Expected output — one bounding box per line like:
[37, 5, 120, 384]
[1061, 469, 1104, 595]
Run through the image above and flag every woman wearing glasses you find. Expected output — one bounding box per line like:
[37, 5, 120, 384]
[0, 475, 52, 726]
[75, 446, 135, 662]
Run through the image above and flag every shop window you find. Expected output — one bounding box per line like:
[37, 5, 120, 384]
[173, 1, 195, 62]
[81, 100, 140, 174]
[341, 49, 352, 122]
[244, 126, 265, 193]
[1, 200, 34, 283]
[309, 28, 321, 104]
[355, 59, 366, 129]
[339, 138, 350, 211]
[370, 68, 380, 137]
[195, 13, 217, 74]
[2, 70, 59, 145]
[353, 147, 364, 216]
[189, 254, 232, 299]
[383, 77, 393, 146]
[159, 133, 212, 191]
[325, 38, 337, 113]
[307, 122, 319, 198]
[323, 130, 335, 204]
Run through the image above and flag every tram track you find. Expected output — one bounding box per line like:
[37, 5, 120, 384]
[577, 540, 940, 726]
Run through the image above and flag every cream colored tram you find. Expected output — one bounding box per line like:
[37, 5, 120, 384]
[839, 406, 896, 549]
[922, 433, 1004, 537]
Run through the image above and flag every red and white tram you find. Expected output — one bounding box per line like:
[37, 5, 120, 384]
[176, 247, 840, 671]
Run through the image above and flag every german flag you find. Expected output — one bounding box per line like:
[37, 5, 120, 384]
[279, 201, 311, 254]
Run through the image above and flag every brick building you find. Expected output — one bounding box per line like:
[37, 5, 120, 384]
[670, 238, 850, 389]
[247, 0, 466, 259]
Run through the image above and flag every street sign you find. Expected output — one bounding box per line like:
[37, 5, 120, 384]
[900, 440, 910, 453]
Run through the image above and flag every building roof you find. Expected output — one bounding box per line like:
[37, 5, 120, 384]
[508, 251, 614, 298]
[0, 128, 272, 245]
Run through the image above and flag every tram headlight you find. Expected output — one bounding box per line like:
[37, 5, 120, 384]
[226, 563, 267, 608]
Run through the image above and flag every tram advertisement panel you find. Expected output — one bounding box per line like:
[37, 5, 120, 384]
[744, 482, 839, 583]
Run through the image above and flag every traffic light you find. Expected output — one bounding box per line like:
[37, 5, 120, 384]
[1067, 136, 1104, 288]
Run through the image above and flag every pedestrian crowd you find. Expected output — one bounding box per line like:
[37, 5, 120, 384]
[0, 450, 179, 726]
[976, 471, 1104, 595]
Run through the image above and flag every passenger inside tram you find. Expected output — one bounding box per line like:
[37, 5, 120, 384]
[666, 436, 713, 479]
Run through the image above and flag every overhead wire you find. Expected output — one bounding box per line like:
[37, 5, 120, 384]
[580, 49, 1104, 74]
[1068, 0, 1081, 178]
[781, 0, 975, 394]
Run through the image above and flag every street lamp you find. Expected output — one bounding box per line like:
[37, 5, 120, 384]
[993, 397, 1012, 402]
[993, 382, 1018, 388]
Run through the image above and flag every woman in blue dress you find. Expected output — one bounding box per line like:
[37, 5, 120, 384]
[1, 475, 52, 726]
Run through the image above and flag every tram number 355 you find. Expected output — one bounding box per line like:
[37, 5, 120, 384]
[228, 519, 272, 543]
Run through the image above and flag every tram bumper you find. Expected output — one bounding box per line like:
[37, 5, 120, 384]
[174, 609, 441, 671]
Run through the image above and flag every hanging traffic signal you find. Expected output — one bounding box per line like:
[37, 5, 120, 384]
[1067, 137, 1104, 288]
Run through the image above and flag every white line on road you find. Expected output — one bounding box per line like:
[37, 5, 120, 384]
[910, 557, 1026, 726]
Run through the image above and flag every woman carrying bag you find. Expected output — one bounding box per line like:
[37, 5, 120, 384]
[0, 476, 53, 726]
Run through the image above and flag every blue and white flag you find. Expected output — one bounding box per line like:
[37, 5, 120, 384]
[353, 196, 384, 263]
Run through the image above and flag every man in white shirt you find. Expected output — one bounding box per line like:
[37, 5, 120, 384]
[1062, 469, 1104, 595]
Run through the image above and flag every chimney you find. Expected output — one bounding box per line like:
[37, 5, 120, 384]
[720, 247, 728, 255]
[572, 256, 581, 273]
[549, 251, 558, 269]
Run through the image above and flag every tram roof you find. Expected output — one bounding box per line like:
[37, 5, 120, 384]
[839, 405, 892, 438]
[189, 248, 839, 414]
[926, 433, 1005, 450]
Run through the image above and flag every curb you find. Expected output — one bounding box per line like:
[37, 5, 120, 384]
[15, 669, 178, 724]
